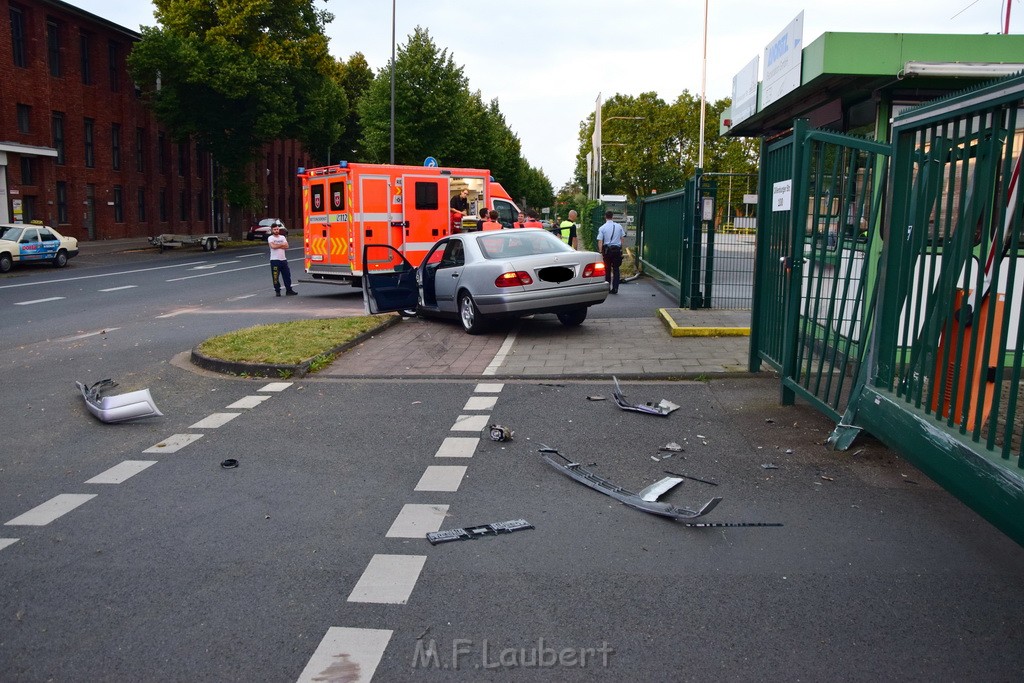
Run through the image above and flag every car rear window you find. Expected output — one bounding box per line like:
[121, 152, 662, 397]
[476, 231, 572, 260]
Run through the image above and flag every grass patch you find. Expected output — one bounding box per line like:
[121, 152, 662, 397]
[197, 315, 395, 365]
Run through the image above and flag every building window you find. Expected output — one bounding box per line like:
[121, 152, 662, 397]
[159, 188, 167, 221]
[11, 7, 26, 68]
[21, 196, 37, 223]
[52, 112, 66, 165]
[80, 31, 91, 84]
[108, 41, 120, 92]
[178, 142, 187, 176]
[47, 20, 62, 77]
[111, 123, 121, 170]
[20, 156, 34, 185]
[84, 118, 95, 168]
[56, 181, 68, 224]
[113, 185, 123, 222]
[135, 128, 145, 172]
[197, 191, 206, 222]
[179, 188, 188, 220]
[137, 187, 146, 222]
[17, 104, 30, 133]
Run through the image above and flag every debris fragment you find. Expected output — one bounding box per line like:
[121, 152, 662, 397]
[586, 395, 607, 401]
[76, 379, 163, 423]
[488, 424, 514, 442]
[785, 448, 794, 454]
[220, 459, 239, 469]
[659, 442, 684, 452]
[663, 470, 718, 486]
[765, 418, 775, 423]
[426, 519, 534, 545]
[541, 447, 721, 520]
[638, 477, 683, 502]
[761, 463, 779, 470]
[651, 455, 661, 462]
[611, 376, 679, 416]
[820, 475, 834, 481]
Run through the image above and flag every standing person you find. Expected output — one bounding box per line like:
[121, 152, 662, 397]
[514, 210, 528, 229]
[523, 210, 543, 229]
[558, 210, 580, 249]
[596, 210, 626, 294]
[482, 209, 503, 231]
[268, 223, 297, 296]
[476, 207, 489, 231]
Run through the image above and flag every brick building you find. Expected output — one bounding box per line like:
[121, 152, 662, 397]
[0, 0, 309, 241]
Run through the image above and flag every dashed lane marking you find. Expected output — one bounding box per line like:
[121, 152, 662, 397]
[434, 437, 478, 458]
[475, 383, 504, 393]
[386, 504, 449, 538]
[225, 395, 272, 410]
[143, 434, 204, 453]
[260, 382, 293, 392]
[85, 460, 158, 484]
[5, 494, 97, 526]
[463, 396, 497, 411]
[99, 285, 137, 292]
[296, 627, 393, 683]
[450, 414, 490, 432]
[14, 297, 65, 306]
[189, 412, 241, 429]
[414, 466, 467, 492]
[0, 538, 19, 552]
[347, 554, 427, 604]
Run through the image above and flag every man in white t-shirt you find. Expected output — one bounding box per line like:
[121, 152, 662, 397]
[268, 223, 297, 296]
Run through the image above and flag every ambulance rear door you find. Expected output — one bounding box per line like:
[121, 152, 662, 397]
[401, 173, 449, 267]
[357, 172, 400, 274]
[304, 171, 352, 279]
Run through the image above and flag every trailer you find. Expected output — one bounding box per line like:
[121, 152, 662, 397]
[148, 233, 227, 252]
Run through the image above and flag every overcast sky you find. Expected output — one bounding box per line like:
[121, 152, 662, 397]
[67, 0, 1017, 187]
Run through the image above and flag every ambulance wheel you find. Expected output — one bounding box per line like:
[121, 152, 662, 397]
[459, 292, 486, 335]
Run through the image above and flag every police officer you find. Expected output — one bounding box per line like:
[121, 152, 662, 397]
[596, 210, 626, 293]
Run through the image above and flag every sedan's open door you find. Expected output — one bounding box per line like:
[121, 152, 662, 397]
[362, 244, 419, 314]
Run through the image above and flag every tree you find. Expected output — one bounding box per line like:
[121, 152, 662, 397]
[333, 52, 373, 164]
[128, 0, 347, 225]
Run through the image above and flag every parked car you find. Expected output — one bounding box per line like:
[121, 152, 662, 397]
[247, 218, 288, 240]
[363, 228, 608, 334]
[0, 223, 79, 273]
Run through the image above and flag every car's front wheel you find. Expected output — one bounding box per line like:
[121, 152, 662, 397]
[53, 250, 69, 268]
[557, 307, 588, 327]
[459, 292, 486, 334]
[0, 253, 12, 273]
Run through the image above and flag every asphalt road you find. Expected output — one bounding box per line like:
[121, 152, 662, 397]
[2, 246, 1023, 681]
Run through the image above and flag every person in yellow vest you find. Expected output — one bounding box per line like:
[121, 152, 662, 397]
[558, 210, 579, 249]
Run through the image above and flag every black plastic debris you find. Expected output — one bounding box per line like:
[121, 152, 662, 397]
[663, 469, 718, 486]
[659, 442, 684, 452]
[611, 376, 679, 416]
[220, 459, 239, 469]
[488, 424, 514, 442]
[541, 447, 721, 520]
[761, 463, 779, 470]
[426, 519, 534, 545]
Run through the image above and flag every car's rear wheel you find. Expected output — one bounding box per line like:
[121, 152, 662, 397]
[459, 292, 486, 334]
[53, 250, 69, 268]
[557, 307, 588, 327]
[0, 253, 12, 273]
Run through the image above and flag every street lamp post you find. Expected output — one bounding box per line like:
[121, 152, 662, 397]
[390, 0, 396, 164]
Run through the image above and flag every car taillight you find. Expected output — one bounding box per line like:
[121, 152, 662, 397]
[583, 261, 607, 278]
[495, 271, 533, 287]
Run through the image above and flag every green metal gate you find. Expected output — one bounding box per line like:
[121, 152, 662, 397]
[752, 119, 890, 420]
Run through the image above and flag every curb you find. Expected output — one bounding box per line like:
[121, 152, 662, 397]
[657, 308, 751, 337]
[189, 314, 402, 378]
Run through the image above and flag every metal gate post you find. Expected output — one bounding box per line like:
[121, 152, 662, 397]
[779, 119, 810, 405]
[688, 171, 705, 309]
[700, 175, 718, 309]
[748, 137, 770, 372]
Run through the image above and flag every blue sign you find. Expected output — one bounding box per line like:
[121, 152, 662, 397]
[424, 156, 438, 167]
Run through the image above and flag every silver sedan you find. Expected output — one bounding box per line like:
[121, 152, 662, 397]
[363, 228, 609, 333]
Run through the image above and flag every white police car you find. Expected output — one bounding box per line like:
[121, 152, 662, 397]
[0, 223, 80, 273]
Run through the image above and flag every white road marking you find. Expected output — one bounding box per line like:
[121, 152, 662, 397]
[296, 627, 393, 683]
[463, 396, 497, 411]
[143, 434, 204, 453]
[225, 395, 271, 409]
[483, 325, 518, 375]
[85, 460, 158, 484]
[0, 538, 19, 552]
[259, 382, 293, 392]
[191, 265, 220, 270]
[434, 437, 479, 458]
[54, 327, 121, 342]
[475, 383, 505, 393]
[165, 255, 299, 282]
[5, 494, 96, 526]
[14, 297, 65, 306]
[347, 554, 427, 604]
[98, 285, 137, 292]
[0, 261, 206, 290]
[386, 504, 449, 538]
[450, 414, 490, 432]
[227, 293, 260, 301]
[189, 413, 241, 429]
[154, 308, 200, 319]
[414, 466, 467, 492]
